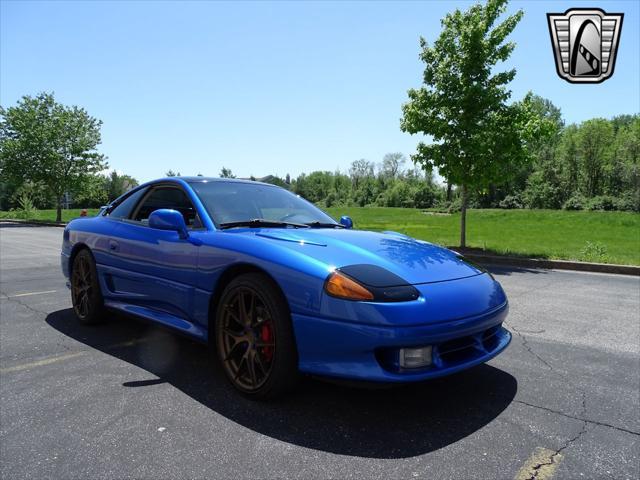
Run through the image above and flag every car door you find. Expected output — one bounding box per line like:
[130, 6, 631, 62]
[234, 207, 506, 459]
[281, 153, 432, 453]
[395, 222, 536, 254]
[104, 184, 204, 322]
[90, 186, 149, 293]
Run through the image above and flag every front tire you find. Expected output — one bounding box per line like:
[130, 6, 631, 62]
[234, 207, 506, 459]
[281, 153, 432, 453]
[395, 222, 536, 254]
[71, 249, 105, 325]
[215, 273, 298, 400]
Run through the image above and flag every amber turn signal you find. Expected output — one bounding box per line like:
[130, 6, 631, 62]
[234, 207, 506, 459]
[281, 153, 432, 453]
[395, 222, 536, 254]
[324, 271, 374, 301]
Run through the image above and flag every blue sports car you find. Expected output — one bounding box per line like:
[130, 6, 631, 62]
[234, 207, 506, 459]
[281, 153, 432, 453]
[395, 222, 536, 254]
[61, 177, 511, 399]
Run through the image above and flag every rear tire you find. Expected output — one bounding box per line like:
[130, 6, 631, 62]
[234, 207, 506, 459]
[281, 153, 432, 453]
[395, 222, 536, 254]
[71, 249, 105, 325]
[215, 273, 298, 400]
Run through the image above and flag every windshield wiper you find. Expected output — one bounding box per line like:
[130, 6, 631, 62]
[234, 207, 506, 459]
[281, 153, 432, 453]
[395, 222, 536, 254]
[219, 219, 309, 230]
[305, 221, 345, 229]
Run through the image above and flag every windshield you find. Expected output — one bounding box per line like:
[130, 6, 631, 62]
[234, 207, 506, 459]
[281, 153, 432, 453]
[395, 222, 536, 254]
[189, 181, 338, 228]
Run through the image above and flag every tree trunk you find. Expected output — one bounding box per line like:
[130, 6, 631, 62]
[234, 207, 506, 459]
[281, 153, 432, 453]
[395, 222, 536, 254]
[446, 182, 452, 201]
[56, 197, 62, 223]
[460, 184, 467, 248]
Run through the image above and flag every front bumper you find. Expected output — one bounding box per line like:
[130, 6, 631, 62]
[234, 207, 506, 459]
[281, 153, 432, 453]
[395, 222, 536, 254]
[292, 302, 510, 383]
[61, 252, 70, 283]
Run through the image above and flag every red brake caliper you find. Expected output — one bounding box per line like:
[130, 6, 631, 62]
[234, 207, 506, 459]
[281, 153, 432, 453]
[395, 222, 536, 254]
[260, 322, 274, 362]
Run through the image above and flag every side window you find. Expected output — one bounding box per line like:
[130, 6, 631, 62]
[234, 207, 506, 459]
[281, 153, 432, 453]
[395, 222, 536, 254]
[108, 187, 148, 219]
[132, 187, 201, 228]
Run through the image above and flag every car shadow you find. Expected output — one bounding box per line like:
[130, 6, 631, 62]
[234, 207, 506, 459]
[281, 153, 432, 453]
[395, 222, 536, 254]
[46, 308, 517, 459]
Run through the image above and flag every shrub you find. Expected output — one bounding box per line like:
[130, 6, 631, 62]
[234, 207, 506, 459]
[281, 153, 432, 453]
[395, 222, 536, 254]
[380, 182, 414, 208]
[17, 192, 36, 219]
[584, 195, 616, 211]
[613, 193, 639, 212]
[10, 181, 55, 210]
[523, 173, 563, 209]
[498, 195, 524, 209]
[562, 194, 585, 211]
[447, 197, 462, 213]
[413, 183, 438, 209]
[579, 241, 608, 263]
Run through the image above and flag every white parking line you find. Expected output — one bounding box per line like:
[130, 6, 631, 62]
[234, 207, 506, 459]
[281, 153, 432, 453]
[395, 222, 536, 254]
[0, 339, 148, 374]
[0, 352, 85, 373]
[8, 290, 57, 298]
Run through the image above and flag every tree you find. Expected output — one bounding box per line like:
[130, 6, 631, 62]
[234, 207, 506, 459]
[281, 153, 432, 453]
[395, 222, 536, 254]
[165, 170, 181, 177]
[72, 174, 109, 207]
[68, 171, 139, 208]
[1, 92, 107, 221]
[510, 93, 565, 208]
[294, 171, 334, 203]
[615, 118, 639, 205]
[104, 171, 138, 200]
[401, 0, 532, 247]
[577, 119, 614, 197]
[220, 167, 235, 178]
[380, 152, 406, 179]
[349, 159, 375, 187]
[352, 177, 378, 206]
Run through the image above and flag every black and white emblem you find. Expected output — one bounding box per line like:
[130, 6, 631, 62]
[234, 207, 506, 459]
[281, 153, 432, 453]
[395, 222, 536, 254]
[547, 8, 623, 84]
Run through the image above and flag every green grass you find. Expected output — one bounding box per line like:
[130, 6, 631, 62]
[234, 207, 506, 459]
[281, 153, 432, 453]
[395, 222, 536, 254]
[0, 208, 100, 223]
[2, 207, 639, 265]
[325, 207, 640, 266]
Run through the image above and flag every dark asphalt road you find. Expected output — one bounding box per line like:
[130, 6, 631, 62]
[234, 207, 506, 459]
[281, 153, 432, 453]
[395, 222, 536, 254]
[1, 224, 638, 479]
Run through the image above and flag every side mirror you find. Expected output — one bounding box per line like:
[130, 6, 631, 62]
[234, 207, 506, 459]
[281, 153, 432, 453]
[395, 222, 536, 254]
[339, 215, 353, 229]
[149, 209, 188, 239]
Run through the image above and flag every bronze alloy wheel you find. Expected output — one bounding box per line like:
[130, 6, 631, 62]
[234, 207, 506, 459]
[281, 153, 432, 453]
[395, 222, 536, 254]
[72, 253, 94, 319]
[71, 249, 104, 324]
[218, 286, 276, 391]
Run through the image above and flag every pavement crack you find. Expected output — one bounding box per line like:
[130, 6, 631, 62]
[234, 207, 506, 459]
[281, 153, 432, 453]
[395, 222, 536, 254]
[0, 292, 49, 316]
[506, 321, 555, 372]
[523, 451, 561, 480]
[506, 317, 593, 473]
[525, 407, 588, 480]
[514, 399, 640, 436]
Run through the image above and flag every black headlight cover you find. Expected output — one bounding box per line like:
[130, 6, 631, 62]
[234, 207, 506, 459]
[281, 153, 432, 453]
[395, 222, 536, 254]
[336, 264, 420, 302]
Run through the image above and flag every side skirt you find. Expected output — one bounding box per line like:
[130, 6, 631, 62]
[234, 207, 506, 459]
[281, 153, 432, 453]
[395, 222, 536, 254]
[104, 300, 208, 342]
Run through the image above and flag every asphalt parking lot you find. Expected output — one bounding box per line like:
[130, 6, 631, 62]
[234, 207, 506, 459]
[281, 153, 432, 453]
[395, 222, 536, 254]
[1, 223, 638, 479]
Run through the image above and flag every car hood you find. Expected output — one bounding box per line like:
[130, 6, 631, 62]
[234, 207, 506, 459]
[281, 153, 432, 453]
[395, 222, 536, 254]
[226, 228, 484, 285]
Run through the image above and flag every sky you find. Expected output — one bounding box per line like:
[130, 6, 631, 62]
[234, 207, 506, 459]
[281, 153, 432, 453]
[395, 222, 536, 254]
[1, 0, 639, 183]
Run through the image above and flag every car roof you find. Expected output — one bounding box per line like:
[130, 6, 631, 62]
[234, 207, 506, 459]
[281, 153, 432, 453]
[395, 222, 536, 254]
[156, 176, 276, 187]
[166, 177, 276, 187]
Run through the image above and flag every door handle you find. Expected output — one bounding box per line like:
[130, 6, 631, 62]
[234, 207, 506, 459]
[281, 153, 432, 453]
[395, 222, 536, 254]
[108, 240, 119, 252]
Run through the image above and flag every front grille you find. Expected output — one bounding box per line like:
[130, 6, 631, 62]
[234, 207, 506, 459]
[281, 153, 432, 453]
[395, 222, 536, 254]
[434, 325, 504, 367]
[437, 335, 479, 364]
[481, 325, 501, 351]
[375, 324, 507, 373]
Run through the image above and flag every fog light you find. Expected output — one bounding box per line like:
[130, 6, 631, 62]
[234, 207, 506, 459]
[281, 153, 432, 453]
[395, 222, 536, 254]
[399, 346, 432, 369]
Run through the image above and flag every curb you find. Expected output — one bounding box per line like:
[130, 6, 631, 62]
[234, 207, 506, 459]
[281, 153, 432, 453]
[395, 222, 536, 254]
[1, 219, 637, 276]
[452, 250, 640, 277]
[0, 219, 68, 227]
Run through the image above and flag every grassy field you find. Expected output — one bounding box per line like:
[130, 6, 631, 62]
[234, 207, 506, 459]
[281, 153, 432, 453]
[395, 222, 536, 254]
[1, 207, 638, 265]
[325, 207, 640, 266]
[0, 208, 100, 223]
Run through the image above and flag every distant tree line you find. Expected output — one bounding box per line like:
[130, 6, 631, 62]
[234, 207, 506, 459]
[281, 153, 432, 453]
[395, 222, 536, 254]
[252, 108, 639, 213]
[2, 93, 637, 217]
[0, 170, 139, 211]
[289, 155, 443, 209]
[487, 110, 639, 212]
